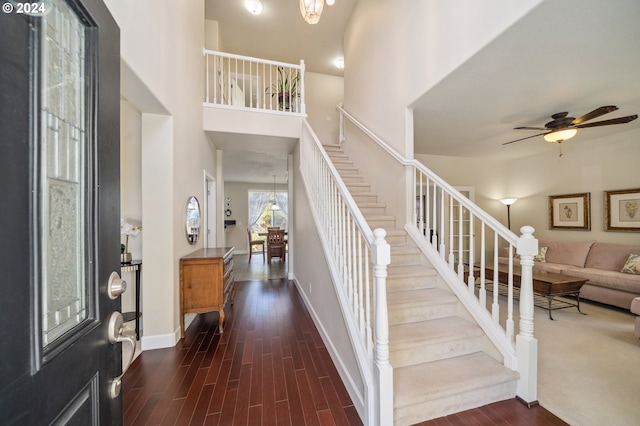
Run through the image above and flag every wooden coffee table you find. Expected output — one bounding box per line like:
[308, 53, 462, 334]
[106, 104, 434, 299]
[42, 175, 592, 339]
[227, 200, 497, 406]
[483, 264, 587, 320]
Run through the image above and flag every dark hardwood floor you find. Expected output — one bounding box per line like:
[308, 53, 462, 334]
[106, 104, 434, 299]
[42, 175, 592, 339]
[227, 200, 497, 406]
[122, 278, 567, 425]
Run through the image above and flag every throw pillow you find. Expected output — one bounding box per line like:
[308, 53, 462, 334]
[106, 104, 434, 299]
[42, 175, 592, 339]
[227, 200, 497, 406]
[621, 253, 640, 275]
[534, 246, 548, 262]
[515, 246, 548, 262]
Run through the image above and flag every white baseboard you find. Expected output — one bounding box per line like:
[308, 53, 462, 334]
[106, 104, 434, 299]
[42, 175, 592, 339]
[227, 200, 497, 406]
[140, 328, 180, 351]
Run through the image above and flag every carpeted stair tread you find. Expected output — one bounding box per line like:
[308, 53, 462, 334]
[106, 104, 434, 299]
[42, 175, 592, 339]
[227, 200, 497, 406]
[390, 317, 483, 350]
[394, 352, 519, 408]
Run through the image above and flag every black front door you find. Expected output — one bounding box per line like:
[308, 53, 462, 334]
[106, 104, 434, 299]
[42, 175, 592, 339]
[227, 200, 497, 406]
[0, 0, 122, 423]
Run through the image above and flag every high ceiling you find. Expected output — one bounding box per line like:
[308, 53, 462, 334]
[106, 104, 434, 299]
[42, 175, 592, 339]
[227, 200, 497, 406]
[205, 0, 356, 77]
[412, 0, 640, 161]
[205, 0, 640, 182]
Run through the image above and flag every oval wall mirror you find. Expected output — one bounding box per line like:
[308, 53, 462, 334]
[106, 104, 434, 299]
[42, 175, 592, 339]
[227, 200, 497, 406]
[185, 196, 201, 245]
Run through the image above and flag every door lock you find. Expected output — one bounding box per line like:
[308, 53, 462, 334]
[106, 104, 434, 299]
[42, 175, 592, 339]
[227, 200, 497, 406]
[108, 271, 127, 300]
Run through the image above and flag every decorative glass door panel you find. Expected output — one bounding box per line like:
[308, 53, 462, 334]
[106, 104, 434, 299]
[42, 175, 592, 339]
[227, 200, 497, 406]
[40, 0, 92, 347]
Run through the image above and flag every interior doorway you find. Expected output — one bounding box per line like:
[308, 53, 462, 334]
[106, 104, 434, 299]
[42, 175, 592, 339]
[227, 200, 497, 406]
[205, 172, 217, 248]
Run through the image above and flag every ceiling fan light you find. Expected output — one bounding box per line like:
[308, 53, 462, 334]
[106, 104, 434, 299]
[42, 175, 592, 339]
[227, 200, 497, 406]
[544, 128, 577, 143]
[300, 0, 324, 24]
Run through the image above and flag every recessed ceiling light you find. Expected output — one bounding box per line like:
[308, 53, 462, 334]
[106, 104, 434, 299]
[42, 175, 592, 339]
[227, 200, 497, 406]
[334, 57, 344, 69]
[245, 0, 263, 15]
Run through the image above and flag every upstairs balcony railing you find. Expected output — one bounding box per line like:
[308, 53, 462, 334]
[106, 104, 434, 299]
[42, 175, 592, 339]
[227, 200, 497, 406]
[203, 49, 306, 115]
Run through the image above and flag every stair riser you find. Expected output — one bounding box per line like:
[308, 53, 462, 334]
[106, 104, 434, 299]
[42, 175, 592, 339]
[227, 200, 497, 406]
[390, 336, 484, 368]
[394, 381, 517, 426]
[367, 219, 396, 230]
[328, 156, 350, 163]
[388, 302, 457, 325]
[346, 184, 371, 193]
[388, 251, 421, 265]
[359, 206, 386, 216]
[385, 233, 407, 245]
[387, 276, 437, 292]
[352, 195, 378, 204]
[341, 176, 365, 184]
[324, 153, 343, 157]
[335, 168, 359, 176]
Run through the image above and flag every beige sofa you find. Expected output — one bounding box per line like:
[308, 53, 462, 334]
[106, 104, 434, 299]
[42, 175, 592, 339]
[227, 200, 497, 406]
[498, 239, 640, 310]
[632, 298, 640, 338]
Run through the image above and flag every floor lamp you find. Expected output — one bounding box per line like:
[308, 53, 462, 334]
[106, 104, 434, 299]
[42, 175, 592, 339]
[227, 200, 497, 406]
[499, 198, 518, 230]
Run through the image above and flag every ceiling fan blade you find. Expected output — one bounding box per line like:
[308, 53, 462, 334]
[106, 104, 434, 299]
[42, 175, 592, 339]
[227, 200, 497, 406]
[571, 105, 618, 125]
[502, 132, 549, 145]
[514, 126, 547, 131]
[575, 114, 638, 128]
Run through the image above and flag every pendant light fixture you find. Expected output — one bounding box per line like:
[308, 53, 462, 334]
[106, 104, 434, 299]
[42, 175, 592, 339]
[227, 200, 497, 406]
[270, 175, 281, 211]
[300, 0, 335, 25]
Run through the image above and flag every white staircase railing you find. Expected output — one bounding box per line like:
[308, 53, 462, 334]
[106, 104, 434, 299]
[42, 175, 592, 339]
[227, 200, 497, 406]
[203, 49, 306, 115]
[337, 105, 539, 404]
[300, 120, 393, 426]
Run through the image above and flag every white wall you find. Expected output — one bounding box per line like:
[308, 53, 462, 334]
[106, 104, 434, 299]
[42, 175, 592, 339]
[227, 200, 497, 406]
[204, 19, 222, 51]
[106, 0, 217, 349]
[343, 0, 541, 157]
[304, 72, 343, 145]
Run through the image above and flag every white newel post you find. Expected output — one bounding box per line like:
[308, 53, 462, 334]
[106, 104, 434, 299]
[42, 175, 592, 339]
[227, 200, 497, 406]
[515, 226, 538, 404]
[372, 228, 392, 426]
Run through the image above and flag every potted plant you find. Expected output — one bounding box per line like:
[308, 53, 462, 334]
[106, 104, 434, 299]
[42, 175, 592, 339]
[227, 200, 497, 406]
[266, 66, 300, 111]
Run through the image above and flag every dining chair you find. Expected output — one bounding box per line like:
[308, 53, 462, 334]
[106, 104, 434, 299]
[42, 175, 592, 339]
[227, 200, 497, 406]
[247, 228, 265, 262]
[267, 229, 286, 264]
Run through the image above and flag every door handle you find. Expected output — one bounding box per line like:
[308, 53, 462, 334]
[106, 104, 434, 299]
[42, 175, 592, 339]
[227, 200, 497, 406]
[107, 311, 136, 398]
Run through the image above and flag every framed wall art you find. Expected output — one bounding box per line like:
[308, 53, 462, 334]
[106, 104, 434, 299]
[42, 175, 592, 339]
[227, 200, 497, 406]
[604, 188, 640, 232]
[549, 192, 591, 230]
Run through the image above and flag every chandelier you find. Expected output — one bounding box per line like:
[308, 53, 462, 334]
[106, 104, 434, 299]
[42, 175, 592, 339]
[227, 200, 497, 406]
[300, 0, 334, 25]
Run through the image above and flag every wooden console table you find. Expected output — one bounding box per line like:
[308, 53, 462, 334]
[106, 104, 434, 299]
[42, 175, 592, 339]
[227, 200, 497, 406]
[179, 247, 235, 337]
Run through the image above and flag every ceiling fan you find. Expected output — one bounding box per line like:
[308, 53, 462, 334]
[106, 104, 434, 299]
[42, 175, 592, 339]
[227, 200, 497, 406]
[503, 106, 638, 148]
